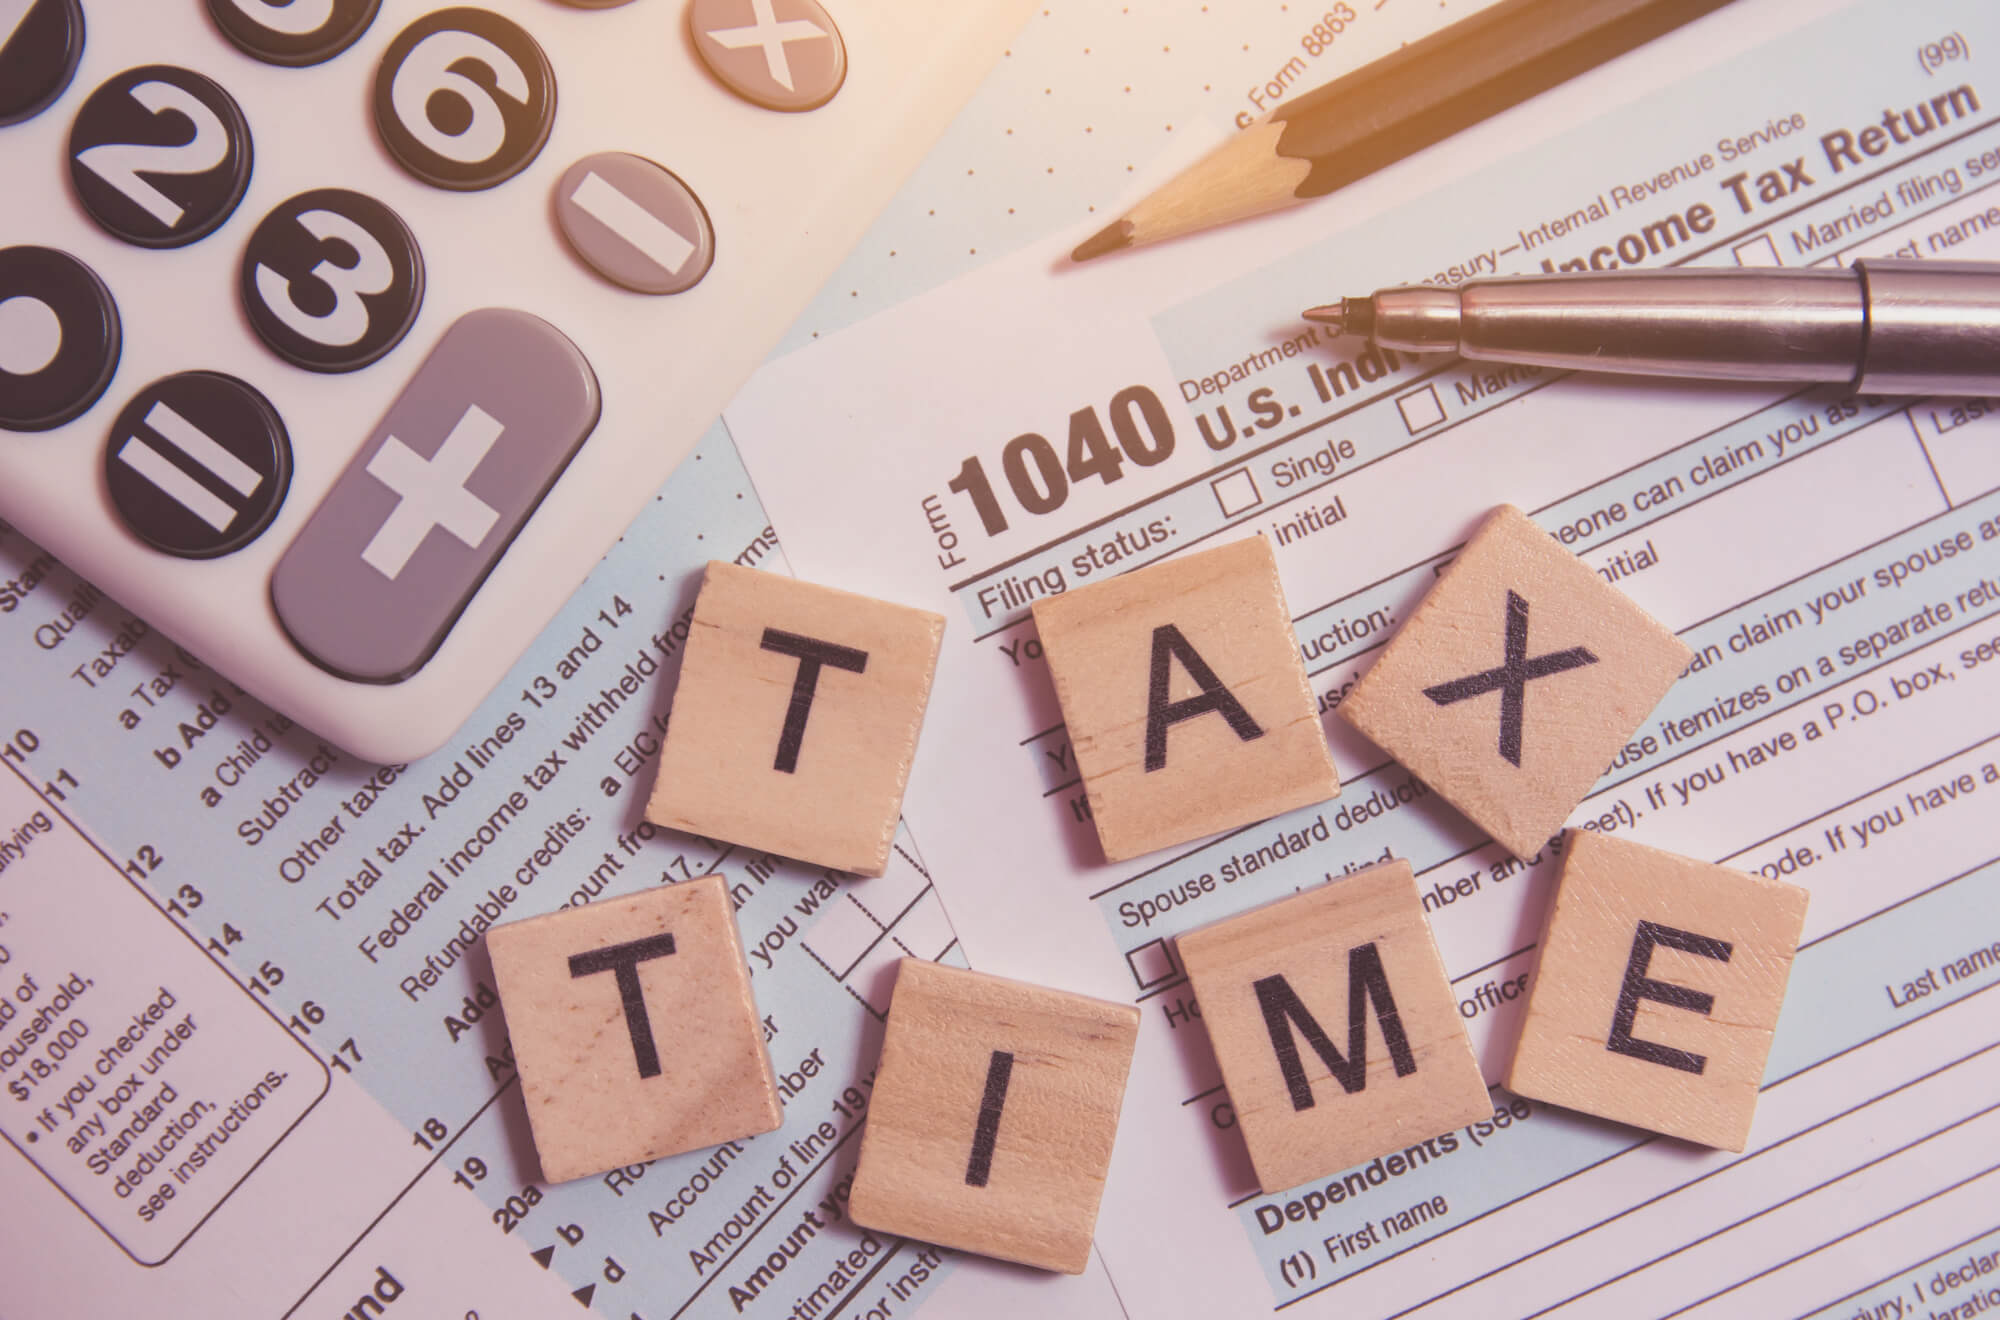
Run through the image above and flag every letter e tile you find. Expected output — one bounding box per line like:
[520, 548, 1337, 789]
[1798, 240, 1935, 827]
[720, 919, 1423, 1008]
[486, 877, 780, 1182]
[849, 960, 1140, 1272]
[1176, 859, 1489, 1193]
[1340, 505, 1691, 860]
[646, 562, 944, 876]
[1506, 830, 1808, 1151]
[1032, 535, 1339, 861]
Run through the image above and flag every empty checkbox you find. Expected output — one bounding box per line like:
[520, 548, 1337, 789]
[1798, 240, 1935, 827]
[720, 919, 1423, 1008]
[1211, 468, 1262, 517]
[1733, 235, 1782, 267]
[1126, 937, 1179, 989]
[1397, 385, 1445, 433]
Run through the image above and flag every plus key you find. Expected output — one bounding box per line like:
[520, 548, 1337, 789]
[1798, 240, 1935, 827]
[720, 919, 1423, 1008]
[272, 309, 600, 684]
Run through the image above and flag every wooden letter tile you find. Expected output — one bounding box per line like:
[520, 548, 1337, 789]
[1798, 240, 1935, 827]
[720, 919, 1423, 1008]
[486, 876, 780, 1183]
[1506, 830, 1808, 1151]
[647, 562, 944, 876]
[848, 960, 1140, 1273]
[1176, 859, 1489, 1193]
[1031, 535, 1339, 861]
[1340, 505, 1692, 860]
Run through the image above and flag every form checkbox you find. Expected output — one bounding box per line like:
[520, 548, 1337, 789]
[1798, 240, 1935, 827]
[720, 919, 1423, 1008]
[1734, 235, 1782, 267]
[1211, 468, 1262, 517]
[1397, 385, 1446, 433]
[1127, 937, 1179, 990]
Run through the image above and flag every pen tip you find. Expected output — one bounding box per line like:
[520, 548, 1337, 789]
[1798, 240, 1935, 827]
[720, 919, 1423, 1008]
[1303, 298, 1373, 335]
[1070, 219, 1134, 264]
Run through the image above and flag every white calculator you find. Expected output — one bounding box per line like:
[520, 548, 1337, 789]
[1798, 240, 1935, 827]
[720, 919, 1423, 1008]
[0, 0, 1027, 761]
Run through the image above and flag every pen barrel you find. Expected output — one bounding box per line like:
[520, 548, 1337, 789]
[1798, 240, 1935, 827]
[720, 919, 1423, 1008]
[1856, 259, 2000, 395]
[1372, 271, 1864, 382]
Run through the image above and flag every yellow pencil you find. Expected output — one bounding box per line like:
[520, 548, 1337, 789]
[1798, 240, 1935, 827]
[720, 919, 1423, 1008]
[1071, 0, 1734, 263]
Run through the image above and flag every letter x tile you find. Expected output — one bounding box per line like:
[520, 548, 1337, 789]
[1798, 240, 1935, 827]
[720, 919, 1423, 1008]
[849, 960, 1140, 1272]
[1177, 859, 1489, 1193]
[1340, 505, 1692, 860]
[647, 562, 944, 876]
[1506, 830, 1808, 1150]
[1032, 535, 1340, 862]
[486, 876, 780, 1183]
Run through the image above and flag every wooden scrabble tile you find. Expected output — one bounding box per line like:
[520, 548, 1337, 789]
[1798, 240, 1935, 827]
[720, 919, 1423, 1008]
[486, 876, 780, 1183]
[1506, 830, 1808, 1151]
[1176, 859, 1489, 1194]
[1031, 535, 1339, 862]
[849, 959, 1140, 1273]
[1340, 505, 1691, 860]
[647, 562, 944, 876]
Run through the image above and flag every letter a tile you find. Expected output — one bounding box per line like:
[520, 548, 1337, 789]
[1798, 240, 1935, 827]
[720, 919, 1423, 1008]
[1506, 831, 1808, 1151]
[1340, 505, 1691, 860]
[849, 960, 1140, 1273]
[1176, 860, 1489, 1193]
[647, 562, 944, 876]
[486, 877, 780, 1183]
[1032, 535, 1339, 861]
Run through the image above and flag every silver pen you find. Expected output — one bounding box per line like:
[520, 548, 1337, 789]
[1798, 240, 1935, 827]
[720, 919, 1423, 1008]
[1303, 260, 2000, 396]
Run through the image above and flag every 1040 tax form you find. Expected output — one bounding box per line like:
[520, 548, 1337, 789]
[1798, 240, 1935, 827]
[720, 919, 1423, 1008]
[727, 1, 2000, 1314]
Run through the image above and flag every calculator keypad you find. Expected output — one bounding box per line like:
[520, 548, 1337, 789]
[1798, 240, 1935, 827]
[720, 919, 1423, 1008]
[104, 371, 292, 559]
[205, 0, 381, 68]
[0, 0, 1021, 756]
[271, 309, 600, 684]
[240, 188, 426, 373]
[68, 65, 254, 249]
[0, 0, 84, 127]
[372, 8, 555, 192]
[0, 245, 119, 433]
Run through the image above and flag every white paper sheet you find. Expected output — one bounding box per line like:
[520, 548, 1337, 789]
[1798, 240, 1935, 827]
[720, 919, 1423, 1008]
[726, 1, 2000, 1314]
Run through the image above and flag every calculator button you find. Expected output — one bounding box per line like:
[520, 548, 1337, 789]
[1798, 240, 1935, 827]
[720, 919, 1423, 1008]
[0, 246, 119, 433]
[105, 371, 291, 558]
[0, 0, 83, 127]
[554, 153, 715, 294]
[691, 0, 845, 113]
[272, 309, 600, 683]
[68, 66, 254, 249]
[241, 188, 425, 373]
[205, 0, 381, 68]
[372, 8, 555, 192]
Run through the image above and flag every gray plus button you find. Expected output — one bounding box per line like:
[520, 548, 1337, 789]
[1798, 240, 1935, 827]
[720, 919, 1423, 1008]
[361, 404, 503, 578]
[272, 308, 599, 683]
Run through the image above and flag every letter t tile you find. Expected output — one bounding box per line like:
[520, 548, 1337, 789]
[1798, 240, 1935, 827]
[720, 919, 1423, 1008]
[647, 561, 944, 876]
[486, 876, 781, 1182]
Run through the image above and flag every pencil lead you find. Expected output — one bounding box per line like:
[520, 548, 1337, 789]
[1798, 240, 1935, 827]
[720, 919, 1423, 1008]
[1069, 219, 1134, 263]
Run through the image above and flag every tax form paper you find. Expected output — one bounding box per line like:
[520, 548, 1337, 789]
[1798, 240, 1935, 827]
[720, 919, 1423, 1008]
[727, 0, 2000, 1315]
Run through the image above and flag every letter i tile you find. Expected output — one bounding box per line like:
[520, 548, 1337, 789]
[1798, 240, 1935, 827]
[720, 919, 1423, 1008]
[1176, 859, 1490, 1193]
[646, 561, 944, 876]
[1506, 830, 1808, 1151]
[1032, 534, 1339, 862]
[849, 960, 1140, 1272]
[486, 876, 780, 1183]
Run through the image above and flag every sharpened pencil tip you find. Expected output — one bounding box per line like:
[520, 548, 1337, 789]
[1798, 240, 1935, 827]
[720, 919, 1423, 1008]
[1070, 219, 1134, 263]
[1304, 298, 1373, 336]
